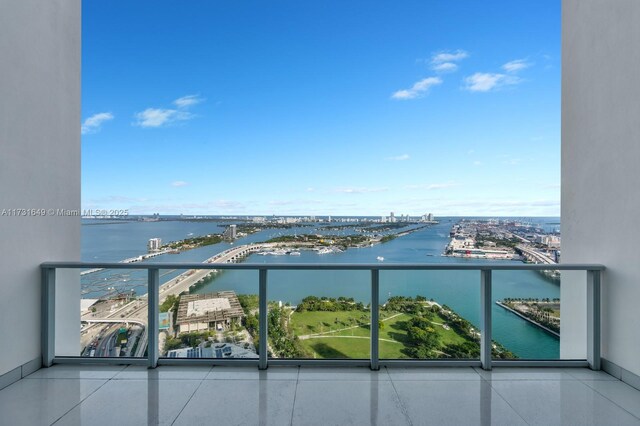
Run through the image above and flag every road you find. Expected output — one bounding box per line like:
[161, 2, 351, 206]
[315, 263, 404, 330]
[517, 245, 556, 265]
[82, 243, 266, 357]
[83, 241, 326, 357]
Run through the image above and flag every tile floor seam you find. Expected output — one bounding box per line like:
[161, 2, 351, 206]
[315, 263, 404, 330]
[582, 379, 640, 422]
[481, 377, 532, 426]
[169, 366, 213, 426]
[47, 364, 129, 425]
[387, 368, 414, 426]
[288, 367, 300, 426]
[48, 375, 118, 426]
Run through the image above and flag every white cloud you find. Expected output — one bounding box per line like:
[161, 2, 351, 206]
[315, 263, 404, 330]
[174, 95, 204, 108]
[135, 108, 192, 128]
[430, 50, 468, 73]
[391, 77, 442, 100]
[432, 50, 469, 64]
[464, 72, 520, 92]
[81, 112, 114, 134]
[502, 59, 531, 73]
[135, 94, 204, 128]
[171, 181, 188, 187]
[335, 187, 389, 194]
[432, 62, 458, 73]
[473, 161, 482, 166]
[386, 154, 410, 161]
[464, 57, 531, 92]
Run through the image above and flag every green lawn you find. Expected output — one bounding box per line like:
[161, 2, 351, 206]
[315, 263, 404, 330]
[290, 310, 372, 337]
[290, 310, 471, 359]
[301, 336, 407, 359]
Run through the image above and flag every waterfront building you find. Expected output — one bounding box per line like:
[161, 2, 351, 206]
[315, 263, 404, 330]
[147, 237, 162, 252]
[390, 212, 395, 223]
[223, 224, 237, 240]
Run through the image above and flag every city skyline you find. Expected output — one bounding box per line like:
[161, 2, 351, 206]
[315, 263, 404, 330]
[81, 1, 560, 217]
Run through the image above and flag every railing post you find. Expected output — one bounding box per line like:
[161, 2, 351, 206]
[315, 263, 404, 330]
[480, 269, 492, 371]
[370, 269, 380, 371]
[148, 268, 159, 368]
[587, 270, 601, 370]
[41, 267, 56, 367]
[259, 268, 268, 370]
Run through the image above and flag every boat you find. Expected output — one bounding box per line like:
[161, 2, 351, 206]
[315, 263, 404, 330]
[317, 247, 332, 255]
[377, 256, 384, 262]
[289, 251, 301, 256]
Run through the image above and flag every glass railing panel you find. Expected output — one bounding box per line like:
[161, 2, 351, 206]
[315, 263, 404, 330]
[157, 268, 259, 360]
[492, 270, 586, 360]
[267, 269, 370, 360]
[63, 267, 149, 358]
[379, 270, 480, 360]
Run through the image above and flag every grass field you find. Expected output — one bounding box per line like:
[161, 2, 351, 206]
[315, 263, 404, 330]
[290, 310, 471, 359]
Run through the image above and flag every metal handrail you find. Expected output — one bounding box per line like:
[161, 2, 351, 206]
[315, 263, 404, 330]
[40, 261, 604, 371]
[41, 261, 605, 270]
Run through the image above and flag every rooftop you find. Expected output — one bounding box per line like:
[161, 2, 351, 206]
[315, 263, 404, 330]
[176, 291, 244, 325]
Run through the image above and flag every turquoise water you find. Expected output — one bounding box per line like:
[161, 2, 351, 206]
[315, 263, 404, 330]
[81, 218, 566, 359]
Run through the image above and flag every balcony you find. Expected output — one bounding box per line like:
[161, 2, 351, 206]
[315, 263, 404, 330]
[6, 260, 636, 426]
[5, 260, 639, 426]
[3, 1, 640, 424]
[8, 261, 636, 425]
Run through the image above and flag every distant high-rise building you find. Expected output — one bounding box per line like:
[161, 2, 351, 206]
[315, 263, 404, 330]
[390, 212, 395, 223]
[148, 238, 162, 252]
[223, 224, 237, 240]
[427, 213, 434, 222]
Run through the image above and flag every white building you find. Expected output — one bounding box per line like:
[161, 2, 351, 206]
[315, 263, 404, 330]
[147, 238, 162, 252]
[223, 224, 237, 240]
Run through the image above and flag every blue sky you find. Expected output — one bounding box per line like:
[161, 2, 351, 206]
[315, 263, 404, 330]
[81, 0, 560, 217]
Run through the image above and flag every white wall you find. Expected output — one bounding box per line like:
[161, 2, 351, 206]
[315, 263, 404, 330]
[562, 0, 640, 375]
[0, 0, 81, 375]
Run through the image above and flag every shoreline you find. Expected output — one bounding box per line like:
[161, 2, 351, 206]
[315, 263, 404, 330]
[495, 301, 560, 338]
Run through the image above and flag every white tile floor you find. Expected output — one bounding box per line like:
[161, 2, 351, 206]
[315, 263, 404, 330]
[1, 365, 639, 425]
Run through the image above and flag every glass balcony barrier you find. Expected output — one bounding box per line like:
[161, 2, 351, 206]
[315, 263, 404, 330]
[41, 262, 603, 370]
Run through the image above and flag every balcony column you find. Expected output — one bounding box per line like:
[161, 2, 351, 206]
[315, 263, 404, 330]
[480, 269, 492, 370]
[148, 268, 159, 368]
[370, 269, 380, 371]
[587, 270, 601, 370]
[259, 268, 268, 370]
